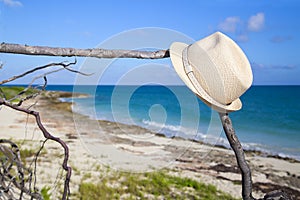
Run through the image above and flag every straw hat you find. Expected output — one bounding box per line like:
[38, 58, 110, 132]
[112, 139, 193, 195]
[170, 32, 253, 113]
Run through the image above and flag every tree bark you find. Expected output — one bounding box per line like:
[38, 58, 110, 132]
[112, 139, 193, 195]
[0, 42, 169, 59]
[219, 112, 255, 200]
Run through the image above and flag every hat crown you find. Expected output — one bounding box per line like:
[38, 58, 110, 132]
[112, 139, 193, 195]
[187, 32, 253, 105]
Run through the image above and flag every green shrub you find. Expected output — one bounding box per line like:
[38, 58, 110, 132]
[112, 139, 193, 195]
[41, 186, 51, 200]
[78, 170, 238, 200]
[0, 86, 38, 102]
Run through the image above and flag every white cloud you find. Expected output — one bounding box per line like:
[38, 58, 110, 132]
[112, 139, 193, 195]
[270, 35, 293, 43]
[247, 12, 265, 32]
[236, 34, 248, 42]
[0, 0, 22, 7]
[218, 16, 240, 33]
[251, 62, 296, 70]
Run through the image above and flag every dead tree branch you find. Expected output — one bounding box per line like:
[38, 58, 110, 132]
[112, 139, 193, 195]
[0, 60, 81, 199]
[219, 113, 292, 200]
[0, 42, 170, 59]
[0, 99, 72, 199]
[219, 113, 254, 200]
[0, 139, 42, 199]
[0, 59, 90, 85]
[0, 60, 87, 107]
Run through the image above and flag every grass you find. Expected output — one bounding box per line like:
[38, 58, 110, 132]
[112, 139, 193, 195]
[0, 142, 45, 190]
[19, 148, 36, 161]
[0, 85, 73, 113]
[0, 141, 41, 164]
[0, 86, 38, 102]
[50, 101, 72, 112]
[78, 170, 239, 200]
[41, 186, 51, 200]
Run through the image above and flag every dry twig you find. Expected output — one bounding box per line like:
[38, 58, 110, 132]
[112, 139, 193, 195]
[0, 60, 80, 199]
[0, 139, 42, 199]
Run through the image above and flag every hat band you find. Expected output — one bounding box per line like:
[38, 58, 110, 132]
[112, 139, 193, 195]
[182, 46, 229, 109]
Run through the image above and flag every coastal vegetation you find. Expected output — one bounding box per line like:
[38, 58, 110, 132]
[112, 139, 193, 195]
[78, 170, 238, 200]
[0, 86, 38, 102]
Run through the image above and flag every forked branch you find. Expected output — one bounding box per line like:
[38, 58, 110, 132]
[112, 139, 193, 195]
[0, 99, 72, 199]
[0, 59, 89, 85]
[0, 60, 81, 199]
[0, 139, 42, 199]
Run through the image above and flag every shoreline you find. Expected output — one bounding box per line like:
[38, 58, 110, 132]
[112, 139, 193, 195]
[64, 91, 300, 164]
[1, 89, 300, 199]
[52, 90, 300, 198]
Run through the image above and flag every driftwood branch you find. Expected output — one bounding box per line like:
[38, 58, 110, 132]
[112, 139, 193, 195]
[0, 99, 72, 199]
[0, 42, 170, 59]
[0, 59, 90, 86]
[219, 112, 254, 200]
[0, 60, 81, 107]
[219, 113, 292, 200]
[0, 139, 42, 199]
[0, 61, 81, 199]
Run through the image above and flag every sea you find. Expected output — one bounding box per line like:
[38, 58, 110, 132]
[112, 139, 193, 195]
[45, 85, 300, 161]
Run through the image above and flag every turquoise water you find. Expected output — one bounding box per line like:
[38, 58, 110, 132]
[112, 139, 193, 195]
[47, 85, 300, 161]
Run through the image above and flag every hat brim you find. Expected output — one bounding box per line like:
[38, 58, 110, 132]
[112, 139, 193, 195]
[170, 42, 242, 113]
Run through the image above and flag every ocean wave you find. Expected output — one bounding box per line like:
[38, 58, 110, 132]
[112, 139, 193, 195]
[141, 119, 300, 161]
[142, 119, 181, 132]
[71, 103, 99, 120]
[72, 104, 300, 161]
[58, 97, 73, 103]
[141, 119, 201, 138]
[241, 142, 300, 161]
[141, 119, 224, 145]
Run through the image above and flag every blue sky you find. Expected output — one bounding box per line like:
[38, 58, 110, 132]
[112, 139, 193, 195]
[0, 0, 299, 85]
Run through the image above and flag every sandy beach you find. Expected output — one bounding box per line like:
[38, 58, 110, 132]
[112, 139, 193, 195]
[0, 91, 299, 199]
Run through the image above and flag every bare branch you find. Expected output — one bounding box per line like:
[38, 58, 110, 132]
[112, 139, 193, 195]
[0, 100, 72, 199]
[0, 60, 78, 85]
[0, 139, 42, 199]
[0, 42, 170, 59]
[219, 112, 255, 200]
[0, 59, 89, 106]
[0, 58, 91, 199]
[31, 139, 48, 193]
